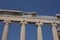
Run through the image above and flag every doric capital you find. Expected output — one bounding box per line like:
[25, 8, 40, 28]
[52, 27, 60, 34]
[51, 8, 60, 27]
[51, 23, 57, 26]
[36, 22, 43, 26]
[3, 20, 11, 23]
[20, 20, 28, 24]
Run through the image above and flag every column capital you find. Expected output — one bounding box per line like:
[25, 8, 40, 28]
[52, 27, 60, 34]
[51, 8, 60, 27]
[3, 20, 11, 23]
[36, 22, 43, 26]
[51, 23, 57, 26]
[20, 21, 28, 24]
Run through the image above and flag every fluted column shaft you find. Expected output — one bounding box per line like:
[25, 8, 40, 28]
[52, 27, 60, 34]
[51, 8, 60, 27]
[2, 21, 10, 40]
[52, 24, 59, 40]
[20, 21, 27, 40]
[36, 22, 43, 40]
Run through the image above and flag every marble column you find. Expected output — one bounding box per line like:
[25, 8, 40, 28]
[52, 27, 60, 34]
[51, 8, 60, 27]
[2, 21, 10, 40]
[20, 21, 27, 40]
[36, 22, 43, 40]
[52, 23, 59, 40]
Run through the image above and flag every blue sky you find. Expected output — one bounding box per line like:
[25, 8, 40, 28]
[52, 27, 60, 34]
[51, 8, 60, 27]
[0, 0, 60, 40]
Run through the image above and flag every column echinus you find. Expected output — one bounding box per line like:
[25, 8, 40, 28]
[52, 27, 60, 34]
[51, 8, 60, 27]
[2, 20, 10, 40]
[36, 22, 43, 40]
[51, 23, 59, 40]
[20, 21, 27, 40]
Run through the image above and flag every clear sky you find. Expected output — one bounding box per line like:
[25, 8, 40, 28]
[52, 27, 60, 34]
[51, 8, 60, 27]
[0, 0, 60, 40]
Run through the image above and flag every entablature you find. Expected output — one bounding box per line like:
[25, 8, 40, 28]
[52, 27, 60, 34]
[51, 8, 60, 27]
[0, 9, 60, 24]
